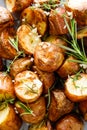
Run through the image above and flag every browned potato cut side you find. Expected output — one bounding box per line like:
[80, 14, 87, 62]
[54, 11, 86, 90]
[15, 97, 46, 124]
[0, 105, 22, 130]
[0, 6, 14, 32]
[21, 8, 47, 36]
[17, 24, 41, 55]
[6, 0, 33, 12]
[57, 56, 80, 78]
[48, 90, 74, 122]
[14, 70, 43, 103]
[56, 114, 84, 130]
[0, 72, 15, 101]
[34, 42, 64, 72]
[65, 73, 87, 102]
[0, 28, 17, 60]
[10, 57, 34, 78]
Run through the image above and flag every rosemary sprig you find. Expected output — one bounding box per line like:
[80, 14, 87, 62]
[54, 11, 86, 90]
[16, 101, 34, 116]
[60, 18, 87, 65]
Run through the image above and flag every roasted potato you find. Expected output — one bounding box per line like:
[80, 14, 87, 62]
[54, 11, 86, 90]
[34, 42, 64, 72]
[57, 56, 80, 78]
[21, 7, 48, 36]
[56, 114, 84, 130]
[79, 100, 87, 121]
[17, 24, 41, 55]
[0, 105, 22, 130]
[49, 7, 68, 35]
[65, 0, 87, 26]
[5, 0, 33, 12]
[0, 72, 15, 101]
[14, 70, 43, 103]
[45, 35, 67, 55]
[65, 73, 87, 102]
[0, 58, 3, 71]
[0, 27, 17, 60]
[29, 120, 52, 130]
[0, 6, 14, 33]
[10, 57, 34, 78]
[32, 66, 56, 93]
[48, 89, 74, 122]
[15, 96, 46, 124]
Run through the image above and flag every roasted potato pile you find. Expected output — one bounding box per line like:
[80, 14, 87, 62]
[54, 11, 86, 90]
[0, 0, 86, 130]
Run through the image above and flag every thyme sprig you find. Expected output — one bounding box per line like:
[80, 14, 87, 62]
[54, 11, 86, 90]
[16, 101, 35, 116]
[60, 18, 87, 65]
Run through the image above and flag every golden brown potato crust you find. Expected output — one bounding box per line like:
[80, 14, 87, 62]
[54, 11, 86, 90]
[34, 42, 64, 72]
[48, 90, 74, 122]
[56, 114, 83, 130]
[21, 7, 47, 36]
[0, 105, 22, 130]
[16, 97, 46, 124]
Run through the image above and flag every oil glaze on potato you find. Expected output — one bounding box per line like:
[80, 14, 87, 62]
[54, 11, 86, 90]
[56, 114, 83, 130]
[0, 72, 15, 101]
[17, 24, 41, 55]
[0, 105, 22, 130]
[15, 97, 46, 124]
[10, 57, 34, 78]
[14, 70, 43, 103]
[65, 73, 87, 102]
[34, 42, 64, 72]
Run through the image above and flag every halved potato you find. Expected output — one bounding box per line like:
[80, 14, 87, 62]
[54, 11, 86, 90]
[21, 7, 47, 36]
[5, 0, 33, 12]
[17, 24, 41, 55]
[48, 90, 74, 122]
[10, 57, 34, 78]
[0, 6, 14, 33]
[0, 27, 17, 60]
[34, 42, 64, 72]
[57, 56, 80, 78]
[56, 114, 83, 130]
[14, 70, 43, 103]
[15, 96, 46, 124]
[0, 72, 15, 101]
[0, 105, 22, 130]
[65, 73, 87, 102]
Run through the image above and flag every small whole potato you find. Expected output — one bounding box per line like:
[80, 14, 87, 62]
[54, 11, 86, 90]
[0, 105, 22, 130]
[15, 96, 46, 124]
[56, 114, 83, 130]
[34, 42, 64, 72]
[14, 70, 43, 103]
[0, 72, 15, 101]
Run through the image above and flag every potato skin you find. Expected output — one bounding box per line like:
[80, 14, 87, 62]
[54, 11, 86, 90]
[57, 56, 80, 78]
[10, 57, 34, 78]
[6, 0, 33, 12]
[0, 72, 15, 101]
[0, 105, 22, 130]
[17, 24, 41, 55]
[21, 7, 47, 36]
[34, 42, 64, 72]
[14, 70, 43, 103]
[65, 73, 87, 102]
[48, 90, 74, 122]
[0, 28, 17, 60]
[0, 6, 14, 32]
[56, 114, 83, 130]
[16, 97, 46, 124]
[49, 7, 68, 35]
